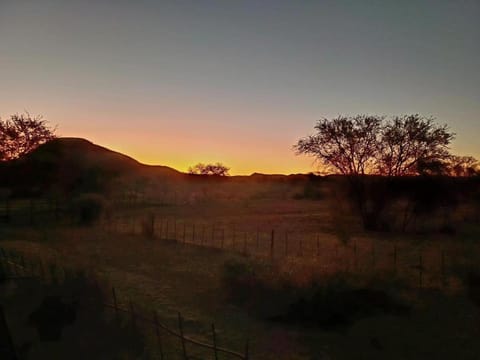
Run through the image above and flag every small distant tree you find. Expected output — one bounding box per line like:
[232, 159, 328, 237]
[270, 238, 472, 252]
[0, 112, 57, 161]
[446, 155, 479, 177]
[188, 162, 230, 176]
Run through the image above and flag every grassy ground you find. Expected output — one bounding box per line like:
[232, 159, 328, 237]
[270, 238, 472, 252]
[1, 194, 480, 359]
[2, 219, 480, 359]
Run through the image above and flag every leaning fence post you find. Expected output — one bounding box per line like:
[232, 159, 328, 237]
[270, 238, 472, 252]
[178, 312, 188, 359]
[153, 311, 164, 360]
[211, 323, 219, 360]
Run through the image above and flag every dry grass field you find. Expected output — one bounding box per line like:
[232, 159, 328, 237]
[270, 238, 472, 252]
[2, 185, 480, 359]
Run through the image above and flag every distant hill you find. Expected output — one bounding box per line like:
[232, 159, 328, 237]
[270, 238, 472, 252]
[0, 137, 181, 196]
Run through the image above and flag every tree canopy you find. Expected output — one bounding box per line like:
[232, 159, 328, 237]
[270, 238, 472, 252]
[188, 163, 230, 176]
[0, 112, 57, 161]
[294, 114, 456, 177]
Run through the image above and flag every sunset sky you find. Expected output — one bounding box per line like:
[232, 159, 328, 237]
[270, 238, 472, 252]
[1, 0, 479, 175]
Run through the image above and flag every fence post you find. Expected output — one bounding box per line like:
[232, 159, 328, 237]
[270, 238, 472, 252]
[165, 219, 170, 240]
[29, 199, 34, 225]
[371, 242, 376, 270]
[233, 224, 236, 250]
[0, 305, 18, 360]
[153, 311, 164, 360]
[174, 218, 177, 241]
[419, 252, 423, 288]
[112, 287, 119, 322]
[270, 230, 275, 259]
[211, 225, 215, 246]
[183, 222, 186, 243]
[158, 218, 163, 240]
[441, 250, 446, 288]
[393, 243, 397, 274]
[243, 232, 247, 255]
[353, 239, 358, 270]
[178, 312, 188, 359]
[211, 323, 219, 360]
[5, 198, 11, 223]
[284, 231, 288, 257]
[130, 301, 136, 329]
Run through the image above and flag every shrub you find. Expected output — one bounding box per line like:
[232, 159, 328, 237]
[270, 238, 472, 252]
[73, 193, 106, 225]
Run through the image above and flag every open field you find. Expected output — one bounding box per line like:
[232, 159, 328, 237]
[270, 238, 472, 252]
[2, 191, 480, 359]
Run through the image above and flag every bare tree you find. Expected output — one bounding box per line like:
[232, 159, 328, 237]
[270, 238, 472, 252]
[0, 112, 57, 161]
[188, 163, 230, 176]
[294, 114, 456, 230]
[378, 115, 454, 176]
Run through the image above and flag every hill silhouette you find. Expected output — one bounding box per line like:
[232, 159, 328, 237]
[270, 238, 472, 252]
[0, 138, 181, 196]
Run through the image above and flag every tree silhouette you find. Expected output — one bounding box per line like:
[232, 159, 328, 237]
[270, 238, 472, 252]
[294, 114, 456, 230]
[188, 163, 230, 176]
[0, 112, 57, 161]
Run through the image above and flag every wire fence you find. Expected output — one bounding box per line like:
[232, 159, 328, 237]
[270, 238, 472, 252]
[0, 248, 250, 360]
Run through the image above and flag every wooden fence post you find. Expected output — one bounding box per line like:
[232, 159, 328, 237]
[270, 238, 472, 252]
[211, 225, 215, 246]
[441, 250, 446, 287]
[353, 239, 358, 270]
[174, 219, 177, 241]
[5, 198, 11, 224]
[393, 244, 397, 274]
[419, 252, 423, 288]
[0, 305, 18, 360]
[243, 232, 247, 255]
[371, 242, 376, 270]
[211, 323, 219, 360]
[153, 311, 164, 360]
[130, 301, 136, 329]
[178, 312, 188, 359]
[183, 222, 186, 243]
[233, 224, 236, 250]
[284, 231, 289, 257]
[270, 230, 275, 259]
[165, 219, 170, 240]
[112, 287, 119, 322]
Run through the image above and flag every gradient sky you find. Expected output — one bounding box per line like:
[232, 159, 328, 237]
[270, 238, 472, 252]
[1, 0, 479, 175]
